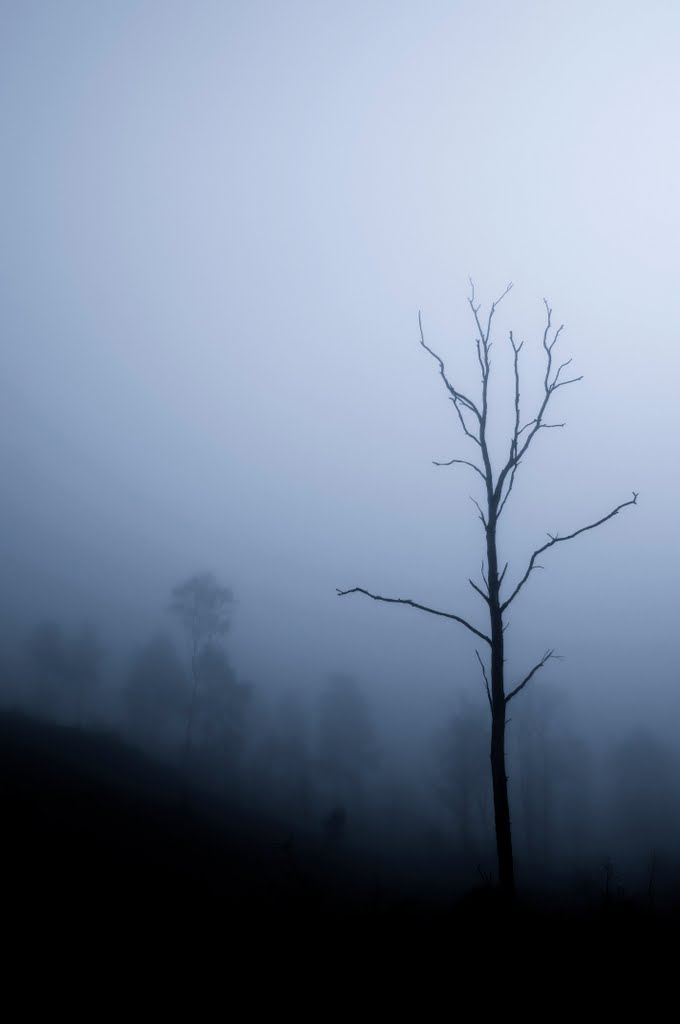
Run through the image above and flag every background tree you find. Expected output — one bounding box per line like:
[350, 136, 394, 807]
[432, 695, 491, 863]
[606, 729, 680, 868]
[338, 283, 637, 902]
[27, 621, 69, 720]
[122, 632, 188, 751]
[169, 572, 235, 759]
[190, 642, 252, 783]
[250, 689, 314, 826]
[69, 622, 103, 726]
[508, 684, 586, 872]
[27, 620, 102, 725]
[316, 673, 380, 826]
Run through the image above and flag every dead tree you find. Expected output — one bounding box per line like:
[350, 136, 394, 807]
[337, 282, 637, 902]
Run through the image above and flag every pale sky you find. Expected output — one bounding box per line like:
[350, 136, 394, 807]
[1, 1, 677, 741]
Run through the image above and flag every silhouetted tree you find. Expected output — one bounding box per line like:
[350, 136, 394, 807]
[168, 572, 235, 758]
[338, 282, 637, 901]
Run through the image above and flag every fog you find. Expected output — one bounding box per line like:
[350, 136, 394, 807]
[2, 2, 679, 930]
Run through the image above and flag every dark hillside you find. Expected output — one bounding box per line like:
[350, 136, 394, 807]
[1, 710, 678, 967]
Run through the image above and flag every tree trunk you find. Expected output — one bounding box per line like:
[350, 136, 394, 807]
[490, 691, 514, 900]
[487, 513, 515, 902]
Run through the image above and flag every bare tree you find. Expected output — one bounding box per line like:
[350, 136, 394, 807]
[337, 282, 637, 902]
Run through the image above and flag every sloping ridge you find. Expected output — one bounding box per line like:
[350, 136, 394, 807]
[0, 711, 323, 935]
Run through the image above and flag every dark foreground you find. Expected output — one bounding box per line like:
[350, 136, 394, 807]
[1, 711, 679, 973]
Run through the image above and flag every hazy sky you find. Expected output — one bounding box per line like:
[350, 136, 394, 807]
[2, 1, 678, 738]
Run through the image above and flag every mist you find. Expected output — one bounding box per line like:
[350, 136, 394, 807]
[2, 1, 679, 951]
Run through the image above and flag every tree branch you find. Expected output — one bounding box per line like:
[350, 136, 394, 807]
[501, 492, 639, 611]
[494, 300, 582, 508]
[433, 458, 486, 480]
[469, 578, 490, 604]
[418, 312, 482, 432]
[467, 281, 512, 468]
[470, 496, 488, 530]
[505, 650, 558, 703]
[448, 396, 483, 447]
[468, 279, 514, 354]
[336, 587, 491, 644]
[476, 649, 492, 711]
[497, 332, 522, 518]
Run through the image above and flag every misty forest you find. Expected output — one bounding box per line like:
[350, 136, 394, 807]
[3, 2, 680, 961]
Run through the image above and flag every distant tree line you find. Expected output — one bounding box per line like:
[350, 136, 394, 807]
[4, 567, 680, 900]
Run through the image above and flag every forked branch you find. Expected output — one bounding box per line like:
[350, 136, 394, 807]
[495, 300, 583, 511]
[418, 312, 482, 446]
[468, 279, 514, 362]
